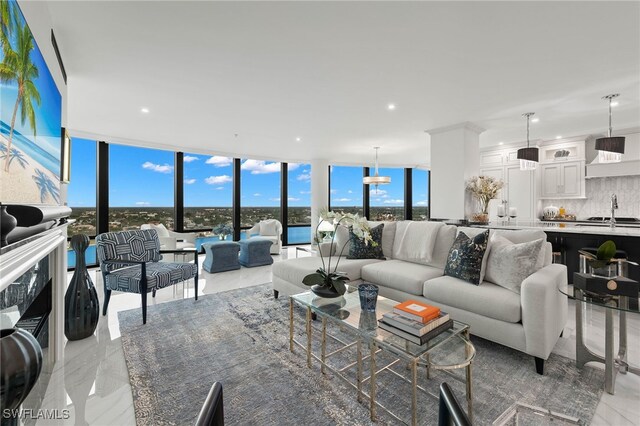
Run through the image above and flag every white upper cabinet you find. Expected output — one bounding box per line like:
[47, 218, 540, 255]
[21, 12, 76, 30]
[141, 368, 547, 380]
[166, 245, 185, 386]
[540, 161, 585, 198]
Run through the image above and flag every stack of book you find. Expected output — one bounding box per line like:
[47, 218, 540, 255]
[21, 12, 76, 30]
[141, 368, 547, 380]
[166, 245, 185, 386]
[378, 300, 453, 345]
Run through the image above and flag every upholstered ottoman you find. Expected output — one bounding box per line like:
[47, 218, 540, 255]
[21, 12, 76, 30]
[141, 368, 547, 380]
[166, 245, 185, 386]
[239, 237, 274, 267]
[202, 241, 241, 273]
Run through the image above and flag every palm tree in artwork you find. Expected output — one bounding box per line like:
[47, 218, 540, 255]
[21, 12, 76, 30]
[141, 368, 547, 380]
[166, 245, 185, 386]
[0, 23, 41, 172]
[0, 0, 18, 50]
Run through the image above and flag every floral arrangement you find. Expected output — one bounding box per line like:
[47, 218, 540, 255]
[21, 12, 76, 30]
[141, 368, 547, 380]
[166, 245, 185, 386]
[212, 223, 233, 238]
[466, 175, 504, 214]
[302, 210, 376, 296]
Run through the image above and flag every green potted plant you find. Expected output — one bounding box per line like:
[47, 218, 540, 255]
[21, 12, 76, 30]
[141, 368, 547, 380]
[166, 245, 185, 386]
[302, 211, 376, 298]
[579, 240, 618, 278]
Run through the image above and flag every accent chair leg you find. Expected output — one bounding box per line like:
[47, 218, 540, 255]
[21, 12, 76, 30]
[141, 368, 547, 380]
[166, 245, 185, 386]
[194, 253, 199, 301]
[311, 312, 317, 321]
[274, 289, 279, 299]
[535, 357, 545, 375]
[141, 291, 147, 325]
[152, 289, 156, 298]
[103, 289, 111, 316]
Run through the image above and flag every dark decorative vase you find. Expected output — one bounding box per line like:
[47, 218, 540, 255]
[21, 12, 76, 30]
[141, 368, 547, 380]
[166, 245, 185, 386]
[311, 283, 342, 299]
[1, 206, 18, 247]
[0, 328, 43, 424]
[65, 234, 99, 341]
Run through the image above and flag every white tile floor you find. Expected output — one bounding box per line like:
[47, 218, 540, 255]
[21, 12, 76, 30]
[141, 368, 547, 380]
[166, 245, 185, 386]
[36, 248, 640, 425]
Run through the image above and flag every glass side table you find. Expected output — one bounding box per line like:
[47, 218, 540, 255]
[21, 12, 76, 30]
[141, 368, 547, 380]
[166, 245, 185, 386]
[561, 273, 640, 394]
[493, 402, 580, 425]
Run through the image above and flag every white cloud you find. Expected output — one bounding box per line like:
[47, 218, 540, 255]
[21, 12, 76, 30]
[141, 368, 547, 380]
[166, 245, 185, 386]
[205, 175, 232, 185]
[383, 199, 404, 205]
[288, 197, 300, 201]
[299, 190, 311, 195]
[135, 201, 150, 206]
[270, 197, 281, 202]
[183, 155, 199, 163]
[370, 189, 387, 196]
[330, 189, 338, 194]
[142, 161, 173, 174]
[184, 178, 196, 184]
[347, 190, 353, 194]
[205, 156, 233, 167]
[241, 159, 281, 174]
[253, 193, 262, 197]
[215, 187, 225, 190]
[334, 198, 352, 202]
[296, 173, 311, 182]
[416, 200, 428, 206]
[287, 163, 301, 171]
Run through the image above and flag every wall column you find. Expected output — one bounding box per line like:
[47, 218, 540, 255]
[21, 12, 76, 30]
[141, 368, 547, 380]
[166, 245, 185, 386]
[310, 159, 329, 245]
[427, 122, 485, 220]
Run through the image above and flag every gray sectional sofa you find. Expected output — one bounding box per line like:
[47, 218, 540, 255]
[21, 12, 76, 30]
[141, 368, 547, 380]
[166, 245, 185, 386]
[272, 220, 568, 374]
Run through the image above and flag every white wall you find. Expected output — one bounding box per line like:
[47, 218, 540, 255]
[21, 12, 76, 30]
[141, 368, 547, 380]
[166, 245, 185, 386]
[310, 160, 329, 244]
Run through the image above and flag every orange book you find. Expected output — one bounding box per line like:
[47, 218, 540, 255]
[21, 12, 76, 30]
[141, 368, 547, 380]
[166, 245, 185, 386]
[393, 300, 441, 324]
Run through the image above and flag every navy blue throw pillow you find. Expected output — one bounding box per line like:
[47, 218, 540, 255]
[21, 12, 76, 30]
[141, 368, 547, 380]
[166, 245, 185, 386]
[444, 230, 489, 285]
[346, 224, 385, 260]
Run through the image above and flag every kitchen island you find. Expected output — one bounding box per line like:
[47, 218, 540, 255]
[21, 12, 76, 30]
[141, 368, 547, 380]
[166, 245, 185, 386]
[473, 221, 640, 282]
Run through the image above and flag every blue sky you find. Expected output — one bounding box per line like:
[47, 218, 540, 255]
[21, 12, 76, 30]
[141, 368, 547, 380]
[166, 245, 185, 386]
[0, 0, 62, 167]
[68, 141, 429, 208]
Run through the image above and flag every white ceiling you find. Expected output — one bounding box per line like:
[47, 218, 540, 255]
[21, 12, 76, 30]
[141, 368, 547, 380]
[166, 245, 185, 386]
[47, 1, 640, 167]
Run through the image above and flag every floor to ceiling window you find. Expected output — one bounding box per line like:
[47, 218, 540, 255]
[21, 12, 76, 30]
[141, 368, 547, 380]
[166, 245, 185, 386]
[329, 166, 364, 216]
[109, 144, 174, 231]
[412, 168, 430, 221]
[66, 138, 97, 268]
[183, 154, 233, 232]
[287, 163, 311, 244]
[240, 158, 281, 229]
[369, 167, 405, 221]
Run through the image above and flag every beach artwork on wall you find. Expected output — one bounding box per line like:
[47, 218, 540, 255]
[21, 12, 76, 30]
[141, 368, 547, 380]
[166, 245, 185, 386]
[1, 0, 62, 205]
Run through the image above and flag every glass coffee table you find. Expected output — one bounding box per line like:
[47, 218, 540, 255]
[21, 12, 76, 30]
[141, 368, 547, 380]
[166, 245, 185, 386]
[289, 290, 475, 425]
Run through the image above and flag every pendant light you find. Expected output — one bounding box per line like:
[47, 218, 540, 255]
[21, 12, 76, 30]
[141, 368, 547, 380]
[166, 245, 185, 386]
[363, 147, 391, 192]
[517, 112, 539, 170]
[595, 94, 624, 163]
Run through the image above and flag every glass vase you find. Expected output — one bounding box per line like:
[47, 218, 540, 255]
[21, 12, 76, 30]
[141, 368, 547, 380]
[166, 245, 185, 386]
[589, 263, 617, 279]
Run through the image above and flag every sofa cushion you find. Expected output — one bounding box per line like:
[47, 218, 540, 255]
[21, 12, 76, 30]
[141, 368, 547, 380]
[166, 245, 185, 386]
[485, 234, 544, 293]
[492, 229, 547, 270]
[347, 224, 385, 259]
[392, 221, 444, 265]
[361, 260, 443, 296]
[272, 256, 383, 285]
[444, 230, 489, 285]
[426, 224, 457, 269]
[333, 225, 351, 256]
[423, 275, 522, 323]
[368, 221, 396, 259]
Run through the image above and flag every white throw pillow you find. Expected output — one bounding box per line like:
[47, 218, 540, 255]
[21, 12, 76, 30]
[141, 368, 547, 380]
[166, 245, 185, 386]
[484, 234, 545, 293]
[259, 220, 278, 236]
[333, 224, 351, 256]
[151, 223, 170, 238]
[391, 221, 444, 265]
[493, 229, 547, 270]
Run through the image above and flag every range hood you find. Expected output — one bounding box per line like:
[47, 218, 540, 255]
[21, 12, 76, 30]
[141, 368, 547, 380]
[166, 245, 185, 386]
[585, 130, 640, 178]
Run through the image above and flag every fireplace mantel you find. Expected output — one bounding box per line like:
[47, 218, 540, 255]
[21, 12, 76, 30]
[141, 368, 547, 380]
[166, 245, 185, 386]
[0, 223, 69, 362]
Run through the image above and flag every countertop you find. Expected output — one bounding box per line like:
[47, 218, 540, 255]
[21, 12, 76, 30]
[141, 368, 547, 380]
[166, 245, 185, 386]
[472, 221, 640, 237]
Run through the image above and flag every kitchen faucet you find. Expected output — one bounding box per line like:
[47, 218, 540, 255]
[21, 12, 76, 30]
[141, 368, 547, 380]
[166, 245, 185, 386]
[610, 194, 618, 228]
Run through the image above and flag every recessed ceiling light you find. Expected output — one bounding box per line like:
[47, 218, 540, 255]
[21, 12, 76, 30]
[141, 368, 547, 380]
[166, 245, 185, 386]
[295, 137, 301, 142]
[531, 117, 539, 123]
[610, 101, 619, 107]
[141, 107, 149, 113]
[387, 103, 396, 111]
[498, 142, 504, 145]
[556, 135, 562, 139]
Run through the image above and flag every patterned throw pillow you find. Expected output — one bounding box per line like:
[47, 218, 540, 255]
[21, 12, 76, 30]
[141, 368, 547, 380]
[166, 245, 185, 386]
[346, 224, 385, 260]
[444, 230, 489, 285]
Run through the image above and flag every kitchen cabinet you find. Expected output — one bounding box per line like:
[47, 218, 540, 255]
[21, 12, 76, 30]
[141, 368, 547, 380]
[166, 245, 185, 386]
[479, 164, 535, 221]
[540, 161, 585, 199]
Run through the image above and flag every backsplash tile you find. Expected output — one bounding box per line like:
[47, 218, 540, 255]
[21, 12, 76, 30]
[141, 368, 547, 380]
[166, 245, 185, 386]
[544, 176, 640, 219]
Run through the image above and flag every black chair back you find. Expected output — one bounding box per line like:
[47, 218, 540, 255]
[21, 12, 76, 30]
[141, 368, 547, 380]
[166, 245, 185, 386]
[195, 382, 224, 426]
[438, 382, 471, 426]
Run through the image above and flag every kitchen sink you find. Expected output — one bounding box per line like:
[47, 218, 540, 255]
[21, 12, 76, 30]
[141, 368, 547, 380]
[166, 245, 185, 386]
[575, 223, 640, 229]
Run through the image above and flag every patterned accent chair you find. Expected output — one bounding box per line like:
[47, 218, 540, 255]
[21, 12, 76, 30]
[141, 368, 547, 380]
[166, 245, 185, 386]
[96, 229, 199, 324]
[244, 219, 282, 254]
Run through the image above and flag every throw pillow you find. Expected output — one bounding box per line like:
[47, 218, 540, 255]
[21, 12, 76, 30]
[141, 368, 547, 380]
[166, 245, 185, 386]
[259, 220, 278, 236]
[484, 235, 544, 294]
[347, 224, 385, 260]
[333, 224, 351, 256]
[391, 221, 444, 265]
[443, 230, 489, 285]
[151, 223, 170, 238]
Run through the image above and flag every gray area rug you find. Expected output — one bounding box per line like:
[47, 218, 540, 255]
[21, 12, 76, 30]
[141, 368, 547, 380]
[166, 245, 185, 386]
[118, 284, 603, 425]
